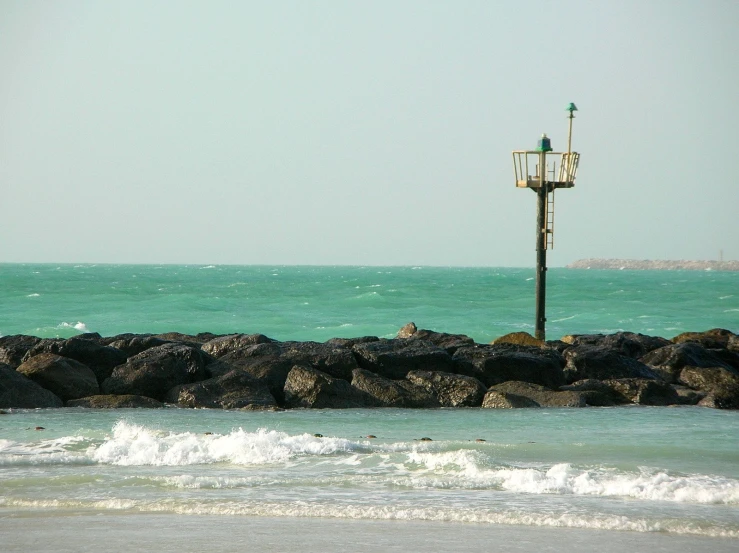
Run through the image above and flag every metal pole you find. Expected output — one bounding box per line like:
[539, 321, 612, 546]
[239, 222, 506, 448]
[535, 150, 547, 340]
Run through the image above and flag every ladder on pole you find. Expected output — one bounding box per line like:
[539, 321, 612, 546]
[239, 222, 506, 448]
[545, 189, 555, 249]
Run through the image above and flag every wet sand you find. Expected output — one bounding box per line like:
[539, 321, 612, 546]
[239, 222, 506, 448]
[1, 512, 736, 553]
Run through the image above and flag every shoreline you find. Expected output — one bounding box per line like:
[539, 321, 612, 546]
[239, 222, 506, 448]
[567, 258, 739, 271]
[2, 513, 737, 553]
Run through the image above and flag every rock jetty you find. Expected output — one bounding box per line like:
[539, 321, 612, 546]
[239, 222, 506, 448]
[567, 259, 739, 271]
[1, 325, 738, 410]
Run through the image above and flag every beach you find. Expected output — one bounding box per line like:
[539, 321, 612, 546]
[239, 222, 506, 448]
[4, 513, 739, 553]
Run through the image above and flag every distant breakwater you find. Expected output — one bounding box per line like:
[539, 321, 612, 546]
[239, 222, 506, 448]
[2, 324, 738, 411]
[567, 259, 739, 271]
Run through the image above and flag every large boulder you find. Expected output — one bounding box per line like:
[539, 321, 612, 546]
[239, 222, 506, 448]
[560, 379, 629, 407]
[403, 328, 475, 354]
[283, 365, 376, 408]
[101, 343, 211, 401]
[350, 368, 439, 408]
[280, 341, 359, 381]
[324, 336, 380, 348]
[600, 378, 680, 406]
[481, 390, 540, 409]
[482, 381, 585, 408]
[217, 344, 293, 403]
[23, 337, 127, 384]
[165, 369, 277, 409]
[352, 339, 455, 380]
[491, 332, 544, 348]
[561, 332, 671, 359]
[153, 332, 220, 347]
[405, 370, 487, 407]
[16, 353, 100, 401]
[106, 335, 170, 358]
[678, 366, 739, 409]
[0, 335, 42, 368]
[640, 342, 734, 382]
[563, 345, 660, 383]
[672, 328, 736, 349]
[201, 333, 275, 358]
[452, 344, 565, 388]
[0, 363, 63, 408]
[66, 394, 164, 408]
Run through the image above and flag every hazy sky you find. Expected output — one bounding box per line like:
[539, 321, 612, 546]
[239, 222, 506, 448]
[1, 0, 737, 266]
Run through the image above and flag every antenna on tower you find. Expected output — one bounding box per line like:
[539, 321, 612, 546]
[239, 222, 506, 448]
[511, 103, 581, 340]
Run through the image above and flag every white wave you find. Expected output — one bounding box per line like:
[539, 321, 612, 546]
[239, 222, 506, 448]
[91, 421, 358, 466]
[200, 265, 216, 269]
[56, 321, 91, 333]
[488, 463, 739, 505]
[26, 293, 40, 297]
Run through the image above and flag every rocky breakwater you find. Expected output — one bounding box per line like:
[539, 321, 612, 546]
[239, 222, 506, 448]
[1, 325, 738, 410]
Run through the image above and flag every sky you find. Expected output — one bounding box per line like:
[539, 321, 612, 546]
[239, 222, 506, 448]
[1, 0, 737, 267]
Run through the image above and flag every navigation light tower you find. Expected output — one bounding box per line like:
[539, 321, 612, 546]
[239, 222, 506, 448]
[512, 103, 581, 340]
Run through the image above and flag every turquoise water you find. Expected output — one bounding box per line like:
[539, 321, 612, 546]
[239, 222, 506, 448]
[1, 264, 738, 545]
[1, 264, 737, 341]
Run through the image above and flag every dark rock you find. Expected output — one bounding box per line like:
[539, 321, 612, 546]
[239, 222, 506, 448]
[564, 345, 660, 383]
[679, 365, 739, 393]
[560, 379, 628, 406]
[324, 336, 380, 348]
[283, 365, 376, 408]
[491, 332, 544, 348]
[405, 370, 487, 407]
[601, 378, 680, 406]
[16, 353, 100, 401]
[481, 390, 540, 408]
[405, 329, 475, 354]
[672, 328, 736, 349]
[153, 332, 211, 347]
[218, 345, 292, 403]
[698, 391, 739, 410]
[729, 335, 739, 353]
[23, 337, 127, 384]
[544, 340, 571, 354]
[281, 341, 359, 381]
[452, 344, 565, 388]
[101, 343, 211, 401]
[107, 335, 170, 358]
[350, 368, 439, 408]
[75, 332, 104, 343]
[0, 335, 42, 368]
[0, 363, 63, 408]
[678, 366, 739, 409]
[165, 369, 277, 409]
[640, 342, 734, 382]
[353, 339, 455, 380]
[707, 348, 739, 371]
[201, 334, 275, 358]
[672, 385, 706, 405]
[561, 332, 670, 358]
[66, 394, 163, 408]
[485, 381, 586, 408]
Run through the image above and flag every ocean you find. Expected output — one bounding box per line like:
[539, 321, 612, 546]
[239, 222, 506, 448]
[1, 264, 738, 552]
[1, 263, 737, 341]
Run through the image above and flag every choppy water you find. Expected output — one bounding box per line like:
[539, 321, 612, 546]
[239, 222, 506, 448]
[0, 264, 737, 341]
[1, 407, 738, 539]
[1, 264, 738, 545]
